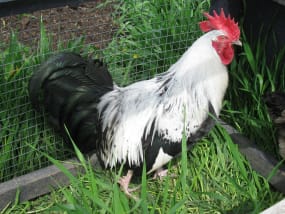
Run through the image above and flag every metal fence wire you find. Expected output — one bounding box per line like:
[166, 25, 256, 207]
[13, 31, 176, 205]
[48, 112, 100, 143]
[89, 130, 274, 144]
[0, 0, 205, 182]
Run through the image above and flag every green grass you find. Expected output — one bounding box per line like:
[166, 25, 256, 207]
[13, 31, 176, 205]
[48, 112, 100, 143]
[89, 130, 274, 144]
[1, 0, 285, 213]
[3, 125, 283, 213]
[103, 0, 207, 85]
[222, 33, 285, 156]
[0, 17, 99, 182]
[0, 29, 60, 181]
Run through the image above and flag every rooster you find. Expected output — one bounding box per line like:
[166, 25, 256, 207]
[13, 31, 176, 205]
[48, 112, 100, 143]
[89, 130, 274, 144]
[29, 9, 241, 196]
[263, 92, 285, 159]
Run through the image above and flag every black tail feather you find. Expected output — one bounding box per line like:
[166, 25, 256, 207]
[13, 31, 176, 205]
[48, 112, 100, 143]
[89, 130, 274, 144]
[28, 52, 114, 152]
[29, 52, 86, 109]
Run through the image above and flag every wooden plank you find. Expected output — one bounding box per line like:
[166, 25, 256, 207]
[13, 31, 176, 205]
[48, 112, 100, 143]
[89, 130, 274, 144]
[0, 158, 82, 210]
[221, 122, 285, 194]
[260, 198, 285, 213]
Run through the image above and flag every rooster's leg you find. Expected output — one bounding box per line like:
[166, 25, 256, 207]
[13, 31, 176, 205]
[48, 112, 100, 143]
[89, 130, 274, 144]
[152, 167, 168, 180]
[118, 170, 140, 198]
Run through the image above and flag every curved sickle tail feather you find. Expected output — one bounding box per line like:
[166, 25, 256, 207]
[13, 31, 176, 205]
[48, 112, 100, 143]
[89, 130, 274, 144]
[28, 52, 114, 152]
[29, 52, 86, 109]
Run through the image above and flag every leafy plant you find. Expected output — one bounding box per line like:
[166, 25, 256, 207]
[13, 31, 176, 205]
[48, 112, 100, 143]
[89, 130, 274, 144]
[104, 0, 209, 85]
[1, 0, 285, 213]
[222, 32, 285, 156]
[0, 17, 97, 182]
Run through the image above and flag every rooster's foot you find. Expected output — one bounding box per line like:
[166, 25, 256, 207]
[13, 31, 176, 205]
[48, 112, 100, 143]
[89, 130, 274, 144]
[118, 170, 140, 200]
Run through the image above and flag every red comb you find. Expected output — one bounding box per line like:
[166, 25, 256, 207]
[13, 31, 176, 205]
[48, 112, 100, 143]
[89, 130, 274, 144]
[199, 8, 240, 41]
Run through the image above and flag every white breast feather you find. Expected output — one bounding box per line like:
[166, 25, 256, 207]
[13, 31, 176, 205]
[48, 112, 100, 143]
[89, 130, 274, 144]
[148, 148, 173, 174]
[98, 81, 160, 167]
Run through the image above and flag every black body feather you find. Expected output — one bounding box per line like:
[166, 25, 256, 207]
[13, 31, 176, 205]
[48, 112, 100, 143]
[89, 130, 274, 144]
[136, 102, 217, 174]
[29, 52, 113, 152]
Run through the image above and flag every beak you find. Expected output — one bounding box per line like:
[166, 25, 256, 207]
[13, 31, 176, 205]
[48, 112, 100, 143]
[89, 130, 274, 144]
[233, 40, 242, 46]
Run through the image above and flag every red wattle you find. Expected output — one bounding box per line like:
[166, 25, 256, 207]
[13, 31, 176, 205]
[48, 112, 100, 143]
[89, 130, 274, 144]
[212, 40, 234, 65]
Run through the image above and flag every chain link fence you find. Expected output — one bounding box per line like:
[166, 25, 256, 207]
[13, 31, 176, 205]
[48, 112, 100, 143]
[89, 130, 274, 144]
[0, 0, 206, 182]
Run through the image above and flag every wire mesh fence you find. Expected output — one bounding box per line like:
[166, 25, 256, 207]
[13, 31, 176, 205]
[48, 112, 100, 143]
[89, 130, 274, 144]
[0, 0, 206, 182]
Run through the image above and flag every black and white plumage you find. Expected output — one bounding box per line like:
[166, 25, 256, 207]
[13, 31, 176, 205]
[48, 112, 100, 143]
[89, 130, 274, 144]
[29, 11, 241, 195]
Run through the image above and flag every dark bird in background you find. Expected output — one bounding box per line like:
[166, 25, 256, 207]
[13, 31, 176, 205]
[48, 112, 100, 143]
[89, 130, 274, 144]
[263, 92, 285, 159]
[29, 10, 241, 196]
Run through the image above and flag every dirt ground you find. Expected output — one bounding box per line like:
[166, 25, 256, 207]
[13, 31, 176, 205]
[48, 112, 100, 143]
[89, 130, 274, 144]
[0, 0, 116, 50]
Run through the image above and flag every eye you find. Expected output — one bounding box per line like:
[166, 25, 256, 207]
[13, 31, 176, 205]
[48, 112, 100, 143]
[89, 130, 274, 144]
[218, 35, 227, 40]
[215, 35, 230, 43]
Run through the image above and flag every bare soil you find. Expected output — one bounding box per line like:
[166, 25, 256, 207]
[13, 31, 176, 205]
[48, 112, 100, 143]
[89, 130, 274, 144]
[0, 0, 116, 50]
